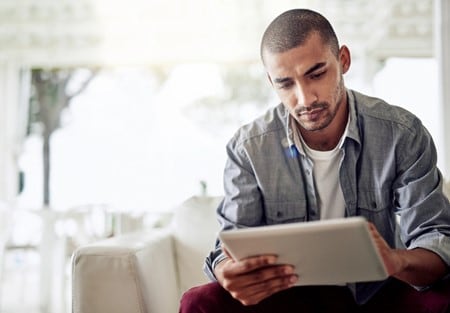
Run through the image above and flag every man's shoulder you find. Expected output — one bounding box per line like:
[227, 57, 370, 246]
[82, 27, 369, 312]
[352, 90, 421, 131]
[229, 103, 286, 146]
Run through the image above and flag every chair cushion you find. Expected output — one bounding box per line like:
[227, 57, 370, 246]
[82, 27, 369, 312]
[172, 196, 222, 295]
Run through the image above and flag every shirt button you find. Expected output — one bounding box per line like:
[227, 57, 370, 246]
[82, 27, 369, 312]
[305, 170, 310, 175]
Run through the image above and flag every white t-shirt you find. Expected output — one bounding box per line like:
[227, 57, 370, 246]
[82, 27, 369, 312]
[301, 139, 345, 219]
[292, 115, 350, 219]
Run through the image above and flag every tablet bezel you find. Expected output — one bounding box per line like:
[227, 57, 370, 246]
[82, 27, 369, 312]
[219, 216, 388, 285]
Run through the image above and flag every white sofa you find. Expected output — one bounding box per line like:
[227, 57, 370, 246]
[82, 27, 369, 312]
[71, 196, 222, 313]
[72, 181, 450, 313]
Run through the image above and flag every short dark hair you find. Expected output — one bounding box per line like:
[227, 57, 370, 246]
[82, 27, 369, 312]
[260, 9, 340, 63]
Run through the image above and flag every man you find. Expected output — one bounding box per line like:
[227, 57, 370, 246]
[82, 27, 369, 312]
[180, 8, 450, 313]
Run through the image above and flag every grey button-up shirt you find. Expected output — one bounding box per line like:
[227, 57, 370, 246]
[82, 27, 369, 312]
[204, 89, 450, 304]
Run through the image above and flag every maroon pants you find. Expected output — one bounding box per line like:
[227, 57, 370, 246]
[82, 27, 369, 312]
[179, 279, 450, 313]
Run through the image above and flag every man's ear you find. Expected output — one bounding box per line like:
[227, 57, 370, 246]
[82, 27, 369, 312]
[339, 45, 351, 74]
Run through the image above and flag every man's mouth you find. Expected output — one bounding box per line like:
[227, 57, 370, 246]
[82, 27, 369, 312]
[300, 108, 322, 115]
[297, 107, 326, 120]
[295, 102, 328, 117]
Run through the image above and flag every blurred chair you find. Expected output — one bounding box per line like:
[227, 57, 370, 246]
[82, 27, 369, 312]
[72, 196, 222, 313]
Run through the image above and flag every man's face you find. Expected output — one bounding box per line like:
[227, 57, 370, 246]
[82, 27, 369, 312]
[263, 33, 350, 132]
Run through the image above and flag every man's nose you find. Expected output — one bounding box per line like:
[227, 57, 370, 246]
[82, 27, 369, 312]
[295, 84, 317, 107]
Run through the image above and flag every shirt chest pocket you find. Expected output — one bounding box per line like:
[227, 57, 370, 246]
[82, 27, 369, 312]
[357, 189, 391, 213]
[264, 199, 307, 225]
[356, 189, 395, 246]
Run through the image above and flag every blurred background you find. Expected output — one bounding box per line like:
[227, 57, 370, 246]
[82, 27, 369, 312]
[0, 0, 449, 312]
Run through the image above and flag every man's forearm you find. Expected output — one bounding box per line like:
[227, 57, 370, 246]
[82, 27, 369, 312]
[392, 248, 448, 287]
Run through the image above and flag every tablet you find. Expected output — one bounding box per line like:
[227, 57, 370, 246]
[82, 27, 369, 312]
[219, 216, 388, 286]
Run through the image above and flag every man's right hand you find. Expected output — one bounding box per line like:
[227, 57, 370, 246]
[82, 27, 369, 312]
[214, 249, 298, 306]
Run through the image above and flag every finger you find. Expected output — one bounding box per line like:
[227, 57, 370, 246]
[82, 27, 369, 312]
[367, 222, 398, 275]
[249, 265, 297, 291]
[243, 264, 296, 286]
[216, 256, 280, 286]
[367, 222, 378, 235]
[231, 274, 298, 306]
[222, 264, 296, 294]
[232, 255, 278, 274]
[221, 254, 278, 278]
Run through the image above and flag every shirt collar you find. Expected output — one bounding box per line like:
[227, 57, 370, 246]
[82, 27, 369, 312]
[345, 89, 361, 145]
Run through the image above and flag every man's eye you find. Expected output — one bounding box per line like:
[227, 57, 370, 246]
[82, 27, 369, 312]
[278, 82, 293, 89]
[310, 71, 325, 80]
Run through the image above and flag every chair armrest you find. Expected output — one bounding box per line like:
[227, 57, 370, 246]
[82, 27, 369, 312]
[72, 229, 179, 313]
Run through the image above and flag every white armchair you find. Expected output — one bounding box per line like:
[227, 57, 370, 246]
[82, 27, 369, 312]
[71, 196, 222, 313]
